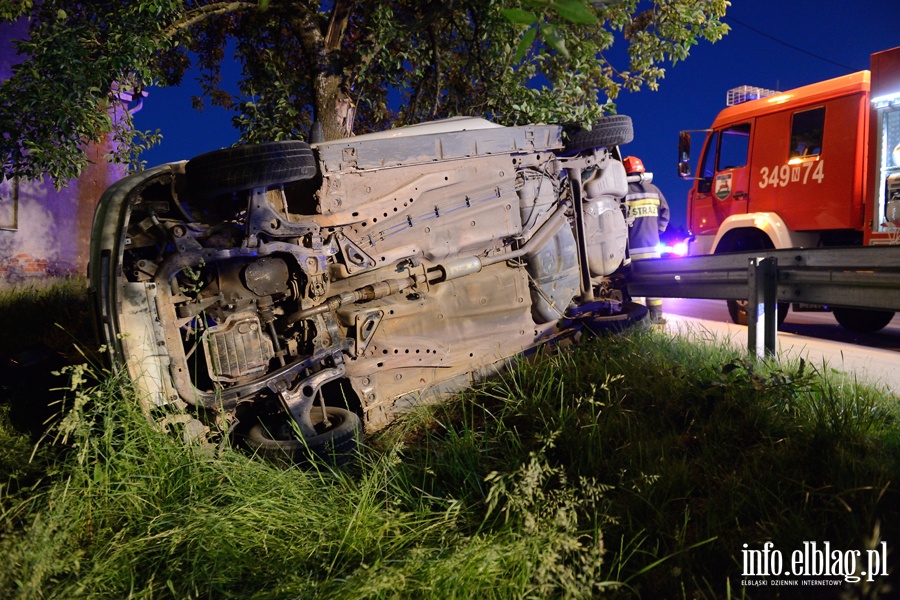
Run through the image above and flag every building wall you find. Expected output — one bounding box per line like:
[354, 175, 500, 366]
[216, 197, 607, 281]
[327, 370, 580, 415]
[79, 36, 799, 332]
[0, 19, 127, 286]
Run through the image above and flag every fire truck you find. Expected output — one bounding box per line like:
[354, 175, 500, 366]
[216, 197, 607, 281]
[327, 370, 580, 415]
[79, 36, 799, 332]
[677, 46, 900, 332]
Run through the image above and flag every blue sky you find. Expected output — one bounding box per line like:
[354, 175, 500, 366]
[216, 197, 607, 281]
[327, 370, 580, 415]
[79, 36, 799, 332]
[135, 0, 900, 229]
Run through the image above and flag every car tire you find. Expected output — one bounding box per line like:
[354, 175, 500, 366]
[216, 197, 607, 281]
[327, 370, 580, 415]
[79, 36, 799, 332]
[605, 300, 649, 331]
[244, 406, 360, 465]
[832, 307, 895, 333]
[565, 115, 634, 153]
[573, 300, 649, 334]
[186, 140, 318, 200]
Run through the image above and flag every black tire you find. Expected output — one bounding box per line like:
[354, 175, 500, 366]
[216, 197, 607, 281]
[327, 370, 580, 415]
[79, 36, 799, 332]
[599, 300, 649, 331]
[727, 299, 789, 327]
[565, 115, 634, 153]
[244, 406, 360, 465]
[832, 307, 895, 333]
[186, 141, 317, 200]
[572, 300, 649, 334]
[716, 233, 789, 328]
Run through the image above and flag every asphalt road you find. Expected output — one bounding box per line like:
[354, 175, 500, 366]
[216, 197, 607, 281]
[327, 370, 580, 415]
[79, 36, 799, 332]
[658, 298, 900, 396]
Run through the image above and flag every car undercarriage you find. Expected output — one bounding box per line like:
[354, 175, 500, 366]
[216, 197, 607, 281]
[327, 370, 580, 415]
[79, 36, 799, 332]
[89, 115, 645, 462]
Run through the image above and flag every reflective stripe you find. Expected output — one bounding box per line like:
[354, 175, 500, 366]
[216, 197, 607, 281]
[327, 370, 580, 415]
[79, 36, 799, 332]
[625, 192, 661, 202]
[628, 205, 659, 218]
[630, 246, 659, 255]
[625, 198, 660, 207]
[626, 196, 660, 219]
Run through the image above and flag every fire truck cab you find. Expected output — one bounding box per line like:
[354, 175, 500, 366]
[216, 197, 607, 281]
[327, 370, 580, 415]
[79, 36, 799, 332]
[678, 46, 900, 332]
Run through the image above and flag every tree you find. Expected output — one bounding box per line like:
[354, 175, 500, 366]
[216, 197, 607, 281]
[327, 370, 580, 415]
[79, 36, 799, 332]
[0, 0, 729, 186]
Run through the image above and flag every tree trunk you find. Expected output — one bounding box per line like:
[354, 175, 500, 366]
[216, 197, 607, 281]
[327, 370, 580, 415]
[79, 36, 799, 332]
[315, 73, 355, 141]
[295, 0, 354, 142]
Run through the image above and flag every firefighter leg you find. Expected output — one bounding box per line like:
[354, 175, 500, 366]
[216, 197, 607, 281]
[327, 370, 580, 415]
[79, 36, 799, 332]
[647, 298, 666, 325]
[631, 254, 665, 324]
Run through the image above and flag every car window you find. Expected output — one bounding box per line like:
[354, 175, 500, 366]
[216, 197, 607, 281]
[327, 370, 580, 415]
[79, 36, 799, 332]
[700, 131, 719, 178]
[789, 107, 825, 158]
[717, 124, 751, 171]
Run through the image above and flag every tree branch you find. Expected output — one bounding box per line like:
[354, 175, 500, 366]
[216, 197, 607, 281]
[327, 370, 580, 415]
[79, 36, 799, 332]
[324, 0, 353, 52]
[161, 2, 257, 40]
[429, 23, 441, 117]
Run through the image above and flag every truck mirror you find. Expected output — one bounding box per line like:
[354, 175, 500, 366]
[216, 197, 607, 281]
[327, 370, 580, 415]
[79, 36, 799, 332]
[678, 131, 692, 179]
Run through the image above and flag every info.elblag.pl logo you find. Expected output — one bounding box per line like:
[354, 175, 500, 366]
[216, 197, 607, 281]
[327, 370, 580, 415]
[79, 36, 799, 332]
[742, 541, 889, 584]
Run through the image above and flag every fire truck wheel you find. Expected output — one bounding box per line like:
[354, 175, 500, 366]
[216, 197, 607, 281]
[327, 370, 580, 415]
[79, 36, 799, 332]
[565, 115, 634, 153]
[832, 308, 895, 333]
[727, 299, 789, 328]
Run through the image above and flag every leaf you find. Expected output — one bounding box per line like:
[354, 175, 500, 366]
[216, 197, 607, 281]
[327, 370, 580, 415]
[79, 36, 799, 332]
[540, 24, 568, 57]
[513, 26, 538, 63]
[721, 361, 741, 375]
[553, 0, 597, 24]
[501, 8, 538, 26]
[57, 8, 67, 20]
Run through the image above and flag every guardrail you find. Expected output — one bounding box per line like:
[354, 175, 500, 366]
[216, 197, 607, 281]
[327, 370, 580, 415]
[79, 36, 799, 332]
[627, 246, 900, 357]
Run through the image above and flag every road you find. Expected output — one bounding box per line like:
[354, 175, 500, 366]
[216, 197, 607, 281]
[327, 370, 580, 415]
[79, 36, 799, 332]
[658, 298, 900, 396]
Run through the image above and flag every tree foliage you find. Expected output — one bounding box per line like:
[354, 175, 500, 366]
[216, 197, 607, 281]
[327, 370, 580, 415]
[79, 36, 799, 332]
[0, 0, 729, 186]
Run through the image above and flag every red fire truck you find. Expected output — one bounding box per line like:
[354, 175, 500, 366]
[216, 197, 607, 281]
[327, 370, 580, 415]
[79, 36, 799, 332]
[677, 46, 900, 332]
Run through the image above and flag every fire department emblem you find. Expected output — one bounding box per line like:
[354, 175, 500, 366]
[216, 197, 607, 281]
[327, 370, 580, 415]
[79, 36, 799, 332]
[715, 173, 732, 200]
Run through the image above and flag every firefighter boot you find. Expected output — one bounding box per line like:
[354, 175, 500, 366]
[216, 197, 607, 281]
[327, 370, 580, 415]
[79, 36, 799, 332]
[648, 299, 666, 325]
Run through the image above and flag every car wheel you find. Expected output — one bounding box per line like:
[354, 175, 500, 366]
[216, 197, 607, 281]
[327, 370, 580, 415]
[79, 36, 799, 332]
[565, 115, 634, 153]
[572, 300, 649, 334]
[186, 140, 318, 200]
[244, 406, 361, 465]
[832, 307, 895, 333]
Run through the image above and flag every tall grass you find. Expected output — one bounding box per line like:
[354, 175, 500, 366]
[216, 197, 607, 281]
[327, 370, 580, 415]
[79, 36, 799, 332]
[0, 277, 92, 359]
[1, 359, 618, 598]
[384, 333, 899, 597]
[0, 281, 898, 598]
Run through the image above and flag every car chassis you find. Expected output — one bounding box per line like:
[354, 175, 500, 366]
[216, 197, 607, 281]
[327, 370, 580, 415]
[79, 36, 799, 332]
[90, 115, 643, 461]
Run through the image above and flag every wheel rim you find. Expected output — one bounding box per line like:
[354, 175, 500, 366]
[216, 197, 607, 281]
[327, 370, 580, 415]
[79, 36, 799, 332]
[243, 405, 361, 465]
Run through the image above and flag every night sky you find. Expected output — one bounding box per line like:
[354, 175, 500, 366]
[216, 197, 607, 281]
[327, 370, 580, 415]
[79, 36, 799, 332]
[135, 0, 900, 230]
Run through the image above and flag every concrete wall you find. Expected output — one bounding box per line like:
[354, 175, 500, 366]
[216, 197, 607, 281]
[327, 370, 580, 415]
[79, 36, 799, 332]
[0, 19, 127, 287]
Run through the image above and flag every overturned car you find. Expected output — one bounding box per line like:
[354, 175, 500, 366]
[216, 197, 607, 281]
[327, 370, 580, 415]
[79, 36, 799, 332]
[89, 115, 645, 461]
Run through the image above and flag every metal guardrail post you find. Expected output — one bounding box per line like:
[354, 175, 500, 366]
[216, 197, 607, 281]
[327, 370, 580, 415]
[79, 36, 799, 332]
[625, 245, 900, 356]
[747, 257, 778, 359]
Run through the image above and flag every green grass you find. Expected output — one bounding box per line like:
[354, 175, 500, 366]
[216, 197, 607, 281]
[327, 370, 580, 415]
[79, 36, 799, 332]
[0, 277, 93, 360]
[0, 281, 898, 598]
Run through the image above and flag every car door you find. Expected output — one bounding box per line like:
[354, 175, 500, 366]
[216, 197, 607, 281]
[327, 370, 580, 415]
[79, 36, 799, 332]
[711, 123, 752, 221]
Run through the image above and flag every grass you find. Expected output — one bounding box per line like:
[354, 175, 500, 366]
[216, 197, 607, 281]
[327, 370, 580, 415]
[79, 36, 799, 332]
[0, 280, 898, 598]
[0, 277, 93, 360]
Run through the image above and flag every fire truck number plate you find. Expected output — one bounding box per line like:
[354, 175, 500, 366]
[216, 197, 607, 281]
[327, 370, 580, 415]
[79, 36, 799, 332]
[758, 160, 824, 189]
